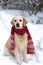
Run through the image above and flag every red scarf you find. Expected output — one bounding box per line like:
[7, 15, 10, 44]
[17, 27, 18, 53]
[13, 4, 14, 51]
[10, 26, 35, 54]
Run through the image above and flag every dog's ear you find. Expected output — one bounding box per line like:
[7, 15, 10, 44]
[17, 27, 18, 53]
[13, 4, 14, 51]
[11, 17, 14, 26]
[23, 18, 27, 27]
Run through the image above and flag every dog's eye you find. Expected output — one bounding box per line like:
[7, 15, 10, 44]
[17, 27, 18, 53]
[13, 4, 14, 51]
[15, 20, 17, 22]
[19, 20, 22, 22]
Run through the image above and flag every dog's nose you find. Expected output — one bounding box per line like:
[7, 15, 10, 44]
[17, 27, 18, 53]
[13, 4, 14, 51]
[16, 23, 19, 27]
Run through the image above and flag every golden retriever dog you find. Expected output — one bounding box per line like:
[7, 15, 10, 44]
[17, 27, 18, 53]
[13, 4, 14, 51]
[4, 16, 28, 64]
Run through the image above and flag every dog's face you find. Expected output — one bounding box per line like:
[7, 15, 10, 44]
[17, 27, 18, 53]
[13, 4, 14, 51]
[11, 16, 27, 29]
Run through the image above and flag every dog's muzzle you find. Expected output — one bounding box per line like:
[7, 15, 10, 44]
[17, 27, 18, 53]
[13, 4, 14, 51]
[16, 23, 19, 27]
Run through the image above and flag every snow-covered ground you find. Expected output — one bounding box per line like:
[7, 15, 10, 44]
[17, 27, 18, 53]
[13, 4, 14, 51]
[0, 10, 43, 65]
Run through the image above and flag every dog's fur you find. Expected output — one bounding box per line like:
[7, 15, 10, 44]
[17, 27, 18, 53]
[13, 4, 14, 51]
[4, 16, 28, 64]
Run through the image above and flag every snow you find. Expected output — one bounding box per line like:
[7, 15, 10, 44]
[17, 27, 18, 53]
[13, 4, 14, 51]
[0, 10, 43, 65]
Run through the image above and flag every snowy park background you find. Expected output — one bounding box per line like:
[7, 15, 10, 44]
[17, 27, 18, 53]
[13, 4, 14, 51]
[0, 9, 43, 65]
[0, 0, 43, 65]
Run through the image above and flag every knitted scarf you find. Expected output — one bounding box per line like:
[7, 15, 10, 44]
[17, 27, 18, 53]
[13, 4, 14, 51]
[10, 26, 35, 54]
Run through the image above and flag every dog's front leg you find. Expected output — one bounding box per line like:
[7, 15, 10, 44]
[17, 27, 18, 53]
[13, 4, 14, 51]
[23, 46, 28, 63]
[14, 48, 22, 65]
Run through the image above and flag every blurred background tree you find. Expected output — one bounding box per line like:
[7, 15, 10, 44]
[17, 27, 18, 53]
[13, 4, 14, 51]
[0, 0, 43, 14]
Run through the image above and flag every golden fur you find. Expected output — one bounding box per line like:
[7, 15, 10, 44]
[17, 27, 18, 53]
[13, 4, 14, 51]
[4, 16, 28, 64]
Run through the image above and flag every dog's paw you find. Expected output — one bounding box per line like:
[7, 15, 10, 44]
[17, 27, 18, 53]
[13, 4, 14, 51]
[17, 60, 22, 65]
[23, 58, 28, 63]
